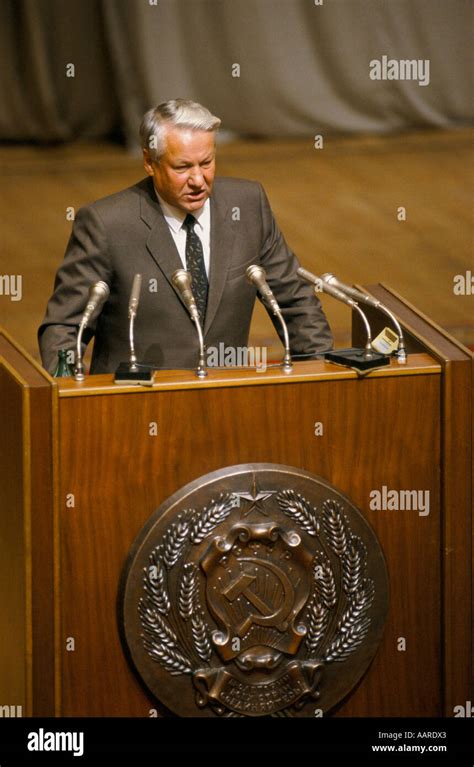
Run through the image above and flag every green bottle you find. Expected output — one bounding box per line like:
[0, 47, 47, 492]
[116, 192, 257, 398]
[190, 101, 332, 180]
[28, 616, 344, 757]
[52, 349, 74, 378]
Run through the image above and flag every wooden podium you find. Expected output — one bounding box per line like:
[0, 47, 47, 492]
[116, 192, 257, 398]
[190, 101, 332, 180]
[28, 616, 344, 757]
[0, 285, 471, 718]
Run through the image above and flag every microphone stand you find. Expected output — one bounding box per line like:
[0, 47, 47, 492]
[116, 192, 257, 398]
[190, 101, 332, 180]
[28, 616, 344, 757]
[273, 309, 293, 373]
[316, 283, 388, 370]
[193, 316, 207, 379]
[129, 308, 138, 372]
[322, 273, 407, 364]
[298, 267, 389, 372]
[351, 304, 375, 360]
[74, 320, 87, 382]
[246, 264, 292, 373]
[73, 280, 111, 382]
[115, 274, 155, 384]
[171, 269, 207, 379]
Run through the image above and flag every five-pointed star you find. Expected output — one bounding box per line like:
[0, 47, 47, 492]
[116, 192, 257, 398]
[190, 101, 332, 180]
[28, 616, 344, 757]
[235, 474, 276, 516]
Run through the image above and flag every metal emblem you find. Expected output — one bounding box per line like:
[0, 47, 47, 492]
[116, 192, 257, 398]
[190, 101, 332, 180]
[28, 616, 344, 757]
[120, 464, 389, 717]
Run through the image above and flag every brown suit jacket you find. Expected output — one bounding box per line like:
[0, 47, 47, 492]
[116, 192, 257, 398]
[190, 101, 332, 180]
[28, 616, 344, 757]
[38, 177, 332, 373]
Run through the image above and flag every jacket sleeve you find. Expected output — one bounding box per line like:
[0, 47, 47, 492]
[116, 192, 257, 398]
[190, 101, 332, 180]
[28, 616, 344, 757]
[38, 204, 113, 373]
[257, 184, 333, 356]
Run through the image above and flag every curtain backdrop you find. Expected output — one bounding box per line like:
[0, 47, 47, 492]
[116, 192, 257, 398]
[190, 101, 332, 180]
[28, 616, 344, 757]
[0, 0, 472, 144]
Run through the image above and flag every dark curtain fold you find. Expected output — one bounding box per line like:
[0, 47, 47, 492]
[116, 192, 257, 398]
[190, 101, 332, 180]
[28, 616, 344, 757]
[0, 0, 471, 144]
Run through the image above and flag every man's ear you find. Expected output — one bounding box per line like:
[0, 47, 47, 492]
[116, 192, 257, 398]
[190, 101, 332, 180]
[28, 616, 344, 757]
[143, 149, 155, 176]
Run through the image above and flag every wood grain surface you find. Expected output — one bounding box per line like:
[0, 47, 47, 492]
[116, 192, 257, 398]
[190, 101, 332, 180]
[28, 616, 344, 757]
[0, 333, 55, 716]
[58, 370, 442, 716]
[358, 284, 473, 714]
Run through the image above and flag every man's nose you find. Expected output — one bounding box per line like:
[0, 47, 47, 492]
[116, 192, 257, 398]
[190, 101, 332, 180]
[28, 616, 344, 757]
[188, 168, 204, 186]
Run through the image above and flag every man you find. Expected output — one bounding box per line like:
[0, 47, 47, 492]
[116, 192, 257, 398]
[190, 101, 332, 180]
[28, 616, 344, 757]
[39, 99, 332, 374]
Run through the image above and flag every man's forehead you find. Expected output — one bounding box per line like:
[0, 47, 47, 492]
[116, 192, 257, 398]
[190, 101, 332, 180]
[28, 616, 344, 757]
[163, 126, 215, 157]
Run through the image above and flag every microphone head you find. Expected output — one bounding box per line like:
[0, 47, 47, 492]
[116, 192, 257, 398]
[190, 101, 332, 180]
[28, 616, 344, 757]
[246, 264, 266, 286]
[128, 273, 142, 317]
[88, 280, 110, 303]
[81, 281, 110, 328]
[171, 269, 193, 292]
[297, 266, 320, 285]
[130, 273, 142, 298]
[320, 273, 336, 285]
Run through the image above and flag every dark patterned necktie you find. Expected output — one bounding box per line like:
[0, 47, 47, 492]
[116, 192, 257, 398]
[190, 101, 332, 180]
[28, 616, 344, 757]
[182, 213, 208, 323]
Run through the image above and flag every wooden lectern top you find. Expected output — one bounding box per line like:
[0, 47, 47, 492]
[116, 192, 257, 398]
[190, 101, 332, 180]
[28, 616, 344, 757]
[56, 353, 440, 398]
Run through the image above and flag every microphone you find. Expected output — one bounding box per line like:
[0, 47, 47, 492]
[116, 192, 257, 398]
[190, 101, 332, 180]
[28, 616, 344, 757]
[296, 267, 324, 294]
[299, 268, 359, 309]
[246, 264, 292, 373]
[246, 265, 280, 315]
[321, 273, 379, 307]
[74, 281, 110, 381]
[128, 273, 142, 318]
[114, 274, 154, 384]
[297, 266, 389, 371]
[171, 269, 200, 322]
[321, 273, 406, 364]
[171, 269, 207, 378]
[128, 274, 142, 371]
[82, 281, 110, 327]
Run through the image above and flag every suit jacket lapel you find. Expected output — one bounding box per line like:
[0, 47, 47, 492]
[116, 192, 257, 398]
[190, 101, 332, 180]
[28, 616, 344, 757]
[140, 178, 189, 311]
[204, 191, 235, 334]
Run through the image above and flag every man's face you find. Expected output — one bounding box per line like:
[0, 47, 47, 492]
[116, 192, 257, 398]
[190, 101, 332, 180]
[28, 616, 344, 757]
[143, 126, 216, 213]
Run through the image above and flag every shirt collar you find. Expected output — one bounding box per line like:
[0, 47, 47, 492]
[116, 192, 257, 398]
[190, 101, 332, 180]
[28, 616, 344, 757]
[154, 187, 210, 233]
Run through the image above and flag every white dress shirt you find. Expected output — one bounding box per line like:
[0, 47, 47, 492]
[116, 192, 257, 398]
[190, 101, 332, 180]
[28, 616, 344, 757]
[155, 189, 211, 276]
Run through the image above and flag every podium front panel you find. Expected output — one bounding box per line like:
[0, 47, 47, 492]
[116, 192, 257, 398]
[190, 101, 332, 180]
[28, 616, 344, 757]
[56, 358, 442, 716]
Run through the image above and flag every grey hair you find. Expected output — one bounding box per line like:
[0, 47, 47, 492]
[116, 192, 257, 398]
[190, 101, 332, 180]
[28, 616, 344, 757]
[140, 99, 221, 161]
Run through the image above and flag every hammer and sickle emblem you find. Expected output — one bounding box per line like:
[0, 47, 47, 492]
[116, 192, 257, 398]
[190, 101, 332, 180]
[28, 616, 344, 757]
[222, 557, 295, 636]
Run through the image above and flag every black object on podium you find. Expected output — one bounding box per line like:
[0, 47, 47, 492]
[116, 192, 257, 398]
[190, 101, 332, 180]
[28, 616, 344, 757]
[325, 348, 390, 371]
[114, 362, 155, 384]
